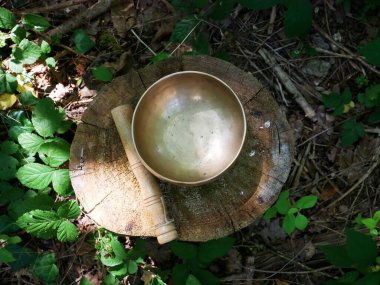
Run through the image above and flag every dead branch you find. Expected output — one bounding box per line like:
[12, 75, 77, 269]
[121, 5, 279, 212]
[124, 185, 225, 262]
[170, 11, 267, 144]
[18, 0, 88, 14]
[258, 48, 317, 121]
[47, 0, 112, 37]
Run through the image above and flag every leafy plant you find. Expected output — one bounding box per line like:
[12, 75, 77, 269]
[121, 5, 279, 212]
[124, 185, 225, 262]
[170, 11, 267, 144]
[263, 190, 318, 235]
[354, 210, 380, 236]
[320, 228, 380, 285]
[73, 29, 95, 54]
[94, 230, 147, 282]
[322, 88, 354, 116]
[170, 236, 235, 285]
[92, 66, 114, 82]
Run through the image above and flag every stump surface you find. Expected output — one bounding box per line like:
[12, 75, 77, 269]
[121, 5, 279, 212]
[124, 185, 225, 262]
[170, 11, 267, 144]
[69, 55, 295, 241]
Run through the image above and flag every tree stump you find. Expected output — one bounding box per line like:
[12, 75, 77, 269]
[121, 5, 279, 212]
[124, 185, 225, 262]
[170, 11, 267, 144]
[69, 55, 295, 241]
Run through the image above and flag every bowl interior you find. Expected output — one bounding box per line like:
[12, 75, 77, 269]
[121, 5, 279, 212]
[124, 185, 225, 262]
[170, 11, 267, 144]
[132, 72, 246, 184]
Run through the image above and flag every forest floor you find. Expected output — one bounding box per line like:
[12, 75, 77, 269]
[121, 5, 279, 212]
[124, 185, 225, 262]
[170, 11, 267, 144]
[1, 1, 380, 285]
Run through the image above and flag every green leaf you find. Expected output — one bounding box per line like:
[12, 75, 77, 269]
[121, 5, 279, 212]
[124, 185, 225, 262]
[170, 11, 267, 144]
[172, 264, 190, 285]
[340, 119, 365, 146]
[0, 72, 17, 93]
[12, 39, 42, 65]
[0, 140, 19, 154]
[73, 29, 95, 54]
[45, 57, 56, 69]
[336, 271, 359, 284]
[52, 169, 72, 196]
[8, 192, 54, 219]
[170, 16, 199, 43]
[192, 268, 219, 285]
[57, 200, 81, 219]
[108, 263, 128, 278]
[103, 274, 119, 285]
[10, 25, 26, 44]
[358, 36, 380, 67]
[295, 195, 318, 209]
[197, 236, 235, 266]
[345, 228, 377, 267]
[263, 207, 277, 220]
[283, 213, 296, 235]
[100, 249, 124, 267]
[38, 139, 70, 167]
[0, 31, 9, 48]
[0, 248, 16, 263]
[9, 59, 23, 73]
[288, 207, 298, 214]
[355, 272, 380, 285]
[275, 190, 291, 215]
[0, 182, 23, 204]
[17, 210, 61, 239]
[18, 132, 44, 154]
[33, 253, 59, 282]
[171, 241, 197, 260]
[239, 0, 281, 9]
[150, 53, 171, 63]
[186, 274, 202, 285]
[7, 244, 37, 271]
[110, 238, 127, 260]
[374, 210, 380, 221]
[127, 260, 138, 274]
[0, 153, 18, 181]
[125, 239, 146, 260]
[18, 91, 39, 106]
[322, 88, 352, 116]
[56, 120, 72, 134]
[92, 66, 113, 82]
[57, 220, 79, 242]
[192, 33, 209, 54]
[368, 110, 380, 124]
[209, 0, 237, 20]
[358, 84, 380, 108]
[32, 98, 65, 137]
[16, 163, 54, 190]
[80, 277, 93, 285]
[295, 213, 308, 231]
[319, 244, 352, 267]
[40, 40, 51, 54]
[362, 218, 377, 229]
[22, 14, 50, 32]
[284, 0, 312, 38]
[0, 7, 16, 29]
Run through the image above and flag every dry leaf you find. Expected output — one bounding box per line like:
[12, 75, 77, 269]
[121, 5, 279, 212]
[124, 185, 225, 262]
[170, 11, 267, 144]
[275, 279, 289, 285]
[0, 93, 17, 110]
[111, 0, 136, 37]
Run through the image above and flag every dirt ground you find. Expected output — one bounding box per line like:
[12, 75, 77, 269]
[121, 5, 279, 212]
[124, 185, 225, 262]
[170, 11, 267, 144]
[1, 0, 380, 284]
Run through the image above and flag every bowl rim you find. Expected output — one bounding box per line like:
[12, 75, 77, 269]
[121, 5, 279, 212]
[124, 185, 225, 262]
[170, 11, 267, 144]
[131, 70, 247, 186]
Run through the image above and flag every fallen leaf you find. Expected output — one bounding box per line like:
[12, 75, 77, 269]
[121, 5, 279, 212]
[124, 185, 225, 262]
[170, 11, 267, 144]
[275, 279, 289, 285]
[0, 93, 17, 110]
[320, 183, 339, 201]
[111, 0, 136, 37]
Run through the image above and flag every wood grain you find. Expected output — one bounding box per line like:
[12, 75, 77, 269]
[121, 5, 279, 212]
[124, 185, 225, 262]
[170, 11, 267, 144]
[69, 55, 295, 241]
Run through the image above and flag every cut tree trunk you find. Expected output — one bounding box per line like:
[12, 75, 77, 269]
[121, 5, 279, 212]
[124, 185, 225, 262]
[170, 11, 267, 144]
[69, 55, 295, 241]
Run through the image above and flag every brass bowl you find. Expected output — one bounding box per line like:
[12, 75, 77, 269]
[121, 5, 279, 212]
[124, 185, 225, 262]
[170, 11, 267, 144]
[132, 71, 246, 186]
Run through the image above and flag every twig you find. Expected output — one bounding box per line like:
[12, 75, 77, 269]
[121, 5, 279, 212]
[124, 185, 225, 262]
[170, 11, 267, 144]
[313, 23, 380, 76]
[267, 6, 277, 35]
[130, 29, 156, 56]
[47, 0, 112, 37]
[326, 144, 380, 209]
[170, 20, 202, 55]
[18, 0, 87, 14]
[292, 141, 311, 189]
[258, 48, 317, 121]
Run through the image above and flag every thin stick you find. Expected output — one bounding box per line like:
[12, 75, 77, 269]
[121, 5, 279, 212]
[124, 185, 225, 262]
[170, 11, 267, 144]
[18, 0, 88, 14]
[267, 6, 277, 35]
[170, 20, 201, 55]
[47, 0, 112, 37]
[258, 48, 317, 121]
[130, 29, 156, 56]
[326, 145, 380, 209]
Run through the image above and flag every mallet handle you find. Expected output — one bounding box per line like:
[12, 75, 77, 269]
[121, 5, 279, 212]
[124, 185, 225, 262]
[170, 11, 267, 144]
[111, 105, 178, 244]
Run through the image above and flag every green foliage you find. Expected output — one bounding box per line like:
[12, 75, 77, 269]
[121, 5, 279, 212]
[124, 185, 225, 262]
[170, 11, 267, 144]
[355, 211, 380, 236]
[32, 253, 59, 282]
[170, 237, 234, 285]
[92, 66, 114, 82]
[239, 0, 281, 10]
[283, 0, 312, 38]
[322, 88, 353, 116]
[95, 231, 146, 281]
[171, 16, 200, 43]
[340, 119, 365, 146]
[32, 98, 66, 137]
[358, 36, 380, 67]
[0, 70, 18, 93]
[0, 7, 16, 29]
[150, 53, 172, 63]
[356, 75, 369, 88]
[12, 39, 42, 65]
[263, 190, 318, 235]
[320, 229, 380, 284]
[22, 14, 50, 32]
[73, 29, 95, 54]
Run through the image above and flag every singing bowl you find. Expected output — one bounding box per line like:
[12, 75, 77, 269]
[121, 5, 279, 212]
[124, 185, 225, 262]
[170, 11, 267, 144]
[132, 71, 246, 186]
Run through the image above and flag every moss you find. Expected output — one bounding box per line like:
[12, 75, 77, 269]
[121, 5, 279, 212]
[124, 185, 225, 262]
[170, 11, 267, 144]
[98, 31, 121, 51]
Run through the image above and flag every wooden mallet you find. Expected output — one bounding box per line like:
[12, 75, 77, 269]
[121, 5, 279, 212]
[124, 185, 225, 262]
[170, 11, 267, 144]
[111, 105, 178, 244]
